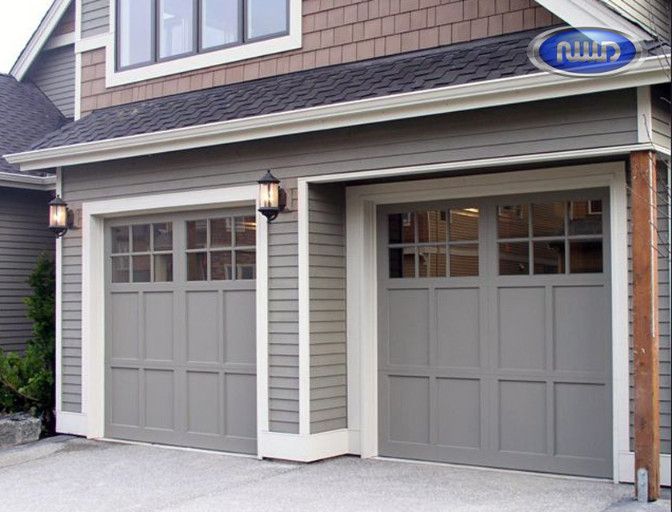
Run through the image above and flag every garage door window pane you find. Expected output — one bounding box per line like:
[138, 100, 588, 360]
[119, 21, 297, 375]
[111, 226, 130, 253]
[532, 202, 565, 237]
[153, 223, 173, 251]
[112, 256, 130, 282]
[132, 225, 151, 252]
[133, 255, 151, 282]
[236, 250, 256, 279]
[569, 200, 602, 235]
[187, 220, 207, 249]
[211, 251, 233, 280]
[418, 246, 446, 277]
[449, 208, 479, 241]
[450, 244, 479, 277]
[498, 205, 529, 239]
[499, 242, 529, 275]
[154, 254, 173, 282]
[533, 241, 565, 274]
[417, 211, 446, 243]
[246, 0, 287, 39]
[235, 216, 256, 246]
[389, 213, 415, 244]
[570, 240, 603, 273]
[210, 218, 232, 247]
[390, 247, 415, 278]
[187, 252, 208, 280]
[159, 0, 195, 59]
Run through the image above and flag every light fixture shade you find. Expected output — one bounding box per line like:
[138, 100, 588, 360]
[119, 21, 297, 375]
[258, 170, 284, 222]
[49, 196, 70, 237]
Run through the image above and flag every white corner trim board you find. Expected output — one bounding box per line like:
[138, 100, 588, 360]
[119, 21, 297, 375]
[6, 54, 670, 172]
[75, 185, 267, 440]
[258, 429, 350, 462]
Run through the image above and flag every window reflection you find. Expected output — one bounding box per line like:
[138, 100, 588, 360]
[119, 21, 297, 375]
[450, 244, 479, 277]
[450, 208, 479, 241]
[569, 200, 602, 235]
[418, 246, 446, 277]
[533, 241, 565, 274]
[532, 202, 564, 237]
[570, 240, 603, 273]
[389, 247, 415, 278]
[499, 242, 529, 275]
[498, 205, 529, 239]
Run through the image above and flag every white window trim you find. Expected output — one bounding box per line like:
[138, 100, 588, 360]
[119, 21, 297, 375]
[103, 0, 302, 88]
[60, 185, 269, 446]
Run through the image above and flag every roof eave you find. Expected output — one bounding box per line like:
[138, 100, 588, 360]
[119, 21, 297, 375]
[0, 171, 56, 190]
[5, 54, 670, 172]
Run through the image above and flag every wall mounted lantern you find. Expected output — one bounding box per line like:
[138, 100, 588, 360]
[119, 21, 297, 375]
[48, 196, 73, 238]
[258, 170, 286, 222]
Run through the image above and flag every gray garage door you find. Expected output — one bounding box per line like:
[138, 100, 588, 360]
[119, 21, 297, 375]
[105, 209, 257, 453]
[378, 190, 612, 477]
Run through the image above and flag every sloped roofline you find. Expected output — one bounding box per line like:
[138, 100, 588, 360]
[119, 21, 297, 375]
[5, 54, 669, 172]
[10, 0, 73, 81]
[536, 0, 652, 40]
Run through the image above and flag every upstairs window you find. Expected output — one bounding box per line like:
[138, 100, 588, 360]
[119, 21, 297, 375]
[116, 0, 289, 70]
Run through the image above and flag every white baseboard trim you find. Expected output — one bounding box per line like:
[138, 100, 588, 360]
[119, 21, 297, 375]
[348, 429, 361, 455]
[258, 429, 350, 462]
[56, 411, 88, 436]
[617, 452, 671, 486]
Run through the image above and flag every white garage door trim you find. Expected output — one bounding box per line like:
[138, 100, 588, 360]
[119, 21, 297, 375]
[344, 162, 631, 482]
[76, 185, 269, 445]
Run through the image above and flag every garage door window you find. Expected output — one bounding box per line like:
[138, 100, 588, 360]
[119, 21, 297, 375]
[388, 208, 479, 278]
[498, 200, 603, 276]
[187, 216, 256, 281]
[110, 223, 174, 283]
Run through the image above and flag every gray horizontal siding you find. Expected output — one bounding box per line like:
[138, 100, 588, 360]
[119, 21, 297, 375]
[651, 85, 671, 150]
[309, 184, 347, 434]
[60, 90, 638, 430]
[628, 168, 671, 454]
[27, 45, 75, 119]
[81, 0, 109, 38]
[0, 188, 54, 354]
[602, 0, 670, 41]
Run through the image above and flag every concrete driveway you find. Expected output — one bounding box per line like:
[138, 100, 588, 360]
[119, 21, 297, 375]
[0, 436, 669, 512]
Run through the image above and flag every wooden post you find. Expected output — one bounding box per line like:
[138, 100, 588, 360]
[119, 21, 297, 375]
[631, 150, 660, 501]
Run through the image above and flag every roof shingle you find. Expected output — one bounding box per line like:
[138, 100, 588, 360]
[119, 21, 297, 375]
[27, 29, 669, 153]
[0, 74, 64, 174]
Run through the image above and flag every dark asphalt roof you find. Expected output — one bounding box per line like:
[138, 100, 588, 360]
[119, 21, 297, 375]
[30, 29, 549, 152]
[27, 29, 671, 153]
[0, 73, 64, 174]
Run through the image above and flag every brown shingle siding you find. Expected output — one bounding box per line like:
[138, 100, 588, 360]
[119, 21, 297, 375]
[79, 0, 558, 116]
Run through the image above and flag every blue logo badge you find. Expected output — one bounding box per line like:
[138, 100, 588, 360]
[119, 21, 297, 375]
[528, 27, 643, 77]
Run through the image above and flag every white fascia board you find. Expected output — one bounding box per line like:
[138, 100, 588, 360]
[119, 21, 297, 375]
[535, 0, 650, 40]
[10, 0, 73, 81]
[6, 54, 670, 172]
[0, 171, 56, 190]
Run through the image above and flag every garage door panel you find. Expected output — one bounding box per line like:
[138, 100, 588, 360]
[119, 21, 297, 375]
[387, 289, 430, 366]
[224, 290, 256, 365]
[109, 293, 139, 360]
[225, 373, 257, 439]
[144, 292, 175, 362]
[436, 289, 480, 369]
[145, 369, 175, 430]
[109, 367, 140, 427]
[436, 378, 481, 449]
[387, 375, 430, 444]
[497, 287, 546, 371]
[187, 371, 221, 435]
[554, 382, 609, 459]
[379, 193, 611, 478]
[553, 286, 608, 373]
[106, 209, 257, 454]
[186, 291, 221, 364]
